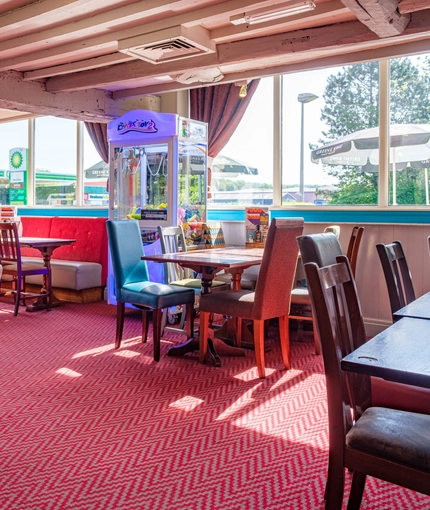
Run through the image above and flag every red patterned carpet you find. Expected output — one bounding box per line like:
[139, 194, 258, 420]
[0, 298, 429, 509]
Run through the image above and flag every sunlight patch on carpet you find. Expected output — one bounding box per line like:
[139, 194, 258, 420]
[56, 367, 82, 378]
[169, 396, 204, 411]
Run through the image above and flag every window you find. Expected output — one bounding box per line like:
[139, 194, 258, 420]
[35, 117, 77, 206]
[83, 126, 108, 206]
[0, 120, 28, 205]
[282, 62, 380, 206]
[208, 77, 274, 207]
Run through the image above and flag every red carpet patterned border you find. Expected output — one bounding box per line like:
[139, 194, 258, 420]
[0, 298, 429, 509]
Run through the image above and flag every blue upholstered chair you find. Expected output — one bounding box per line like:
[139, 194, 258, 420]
[199, 218, 304, 378]
[106, 220, 196, 361]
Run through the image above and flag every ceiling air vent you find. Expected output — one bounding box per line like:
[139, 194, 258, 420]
[118, 26, 215, 64]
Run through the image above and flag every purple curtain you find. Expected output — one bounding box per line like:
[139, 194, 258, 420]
[190, 80, 260, 158]
[84, 122, 109, 163]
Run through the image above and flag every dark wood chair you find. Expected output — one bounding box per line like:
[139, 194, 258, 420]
[106, 220, 196, 361]
[0, 222, 51, 316]
[376, 240, 415, 319]
[305, 255, 430, 509]
[346, 226, 364, 277]
[199, 218, 304, 378]
[290, 227, 364, 355]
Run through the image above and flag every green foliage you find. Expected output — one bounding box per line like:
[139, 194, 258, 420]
[320, 57, 430, 205]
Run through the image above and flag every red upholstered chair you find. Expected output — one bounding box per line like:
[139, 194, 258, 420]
[0, 222, 51, 316]
[199, 218, 304, 378]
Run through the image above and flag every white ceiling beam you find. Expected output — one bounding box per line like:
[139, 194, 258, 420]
[0, 70, 154, 122]
[0, 0, 275, 57]
[0, 0, 77, 29]
[113, 37, 430, 99]
[23, 54, 134, 80]
[44, 11, 430, 93]
[341, 0, 410, 37]
[399, 0, 430, 13]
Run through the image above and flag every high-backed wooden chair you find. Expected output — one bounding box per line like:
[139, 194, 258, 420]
[106, 220, 195, 361]
[157, 225, 229, 335]
[346, 226, 364, 277]
[323, 225, 341, 237]
[290, 228, 364, 354]
[376, 240, 415, 320]
[0, 222, 51, 316]
[305, 255, 430, 509]
[199, 218, 304, 378]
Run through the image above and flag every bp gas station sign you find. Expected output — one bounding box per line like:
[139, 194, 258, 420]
[9, 147, 28, 204]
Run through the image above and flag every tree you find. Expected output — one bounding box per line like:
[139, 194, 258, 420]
[319, 57, 430, 205]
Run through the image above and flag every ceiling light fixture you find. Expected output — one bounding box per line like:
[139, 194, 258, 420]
[235, 80, 249, 98]
[230, 1, 316, 25]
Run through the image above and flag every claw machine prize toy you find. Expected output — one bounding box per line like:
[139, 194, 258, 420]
[107, 109, 208, 305]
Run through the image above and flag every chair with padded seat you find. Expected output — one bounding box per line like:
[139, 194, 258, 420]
[157, 225, 229, 335]
[305, 254, 430, 509]
[199, 218, 304, 378]
[106, 220, 195, 361]
[0, 222, 51, 316]
[290, 227, 364, 354]
[376, 240, 415, 321]
[300, 231, 430, 415]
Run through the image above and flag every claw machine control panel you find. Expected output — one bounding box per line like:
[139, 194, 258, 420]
[106, 109, 208, 305]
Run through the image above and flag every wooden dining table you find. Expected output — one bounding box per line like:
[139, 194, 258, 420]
[20, 237, 75, 311]
[341, 316, 430, 389]
[393, 291, 430, 321]
[142, 246, 264, 366]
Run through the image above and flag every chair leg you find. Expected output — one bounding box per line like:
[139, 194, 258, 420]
[141, 310, 148, 343]
[152, 308, 162, 362]
[254, 319, 266, 378]
[14, 276, 22, 316]
[115, 302, 125, 349]
[346, 472, 366, 510]
[235, 317, 242, 347]
[324, 458, 345, 510]
[313, 318, 321, 355]
[199, 311, 210, 364]
[279, 315, 291, 370]
[185, 303, 194, 339]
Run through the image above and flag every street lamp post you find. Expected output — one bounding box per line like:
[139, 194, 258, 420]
[298, 92, 318, 202]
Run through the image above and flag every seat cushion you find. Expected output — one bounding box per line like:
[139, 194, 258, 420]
[346, 406, 430, 471]
[200, 289, 256, 319]
[290, 288, 311, 306]
[121, 281, 195, 309]
[22, 258, 102, 290]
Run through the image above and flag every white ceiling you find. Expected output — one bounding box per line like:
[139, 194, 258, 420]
[0, 0, 429, 122]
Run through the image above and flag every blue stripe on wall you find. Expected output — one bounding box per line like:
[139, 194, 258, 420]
[17, 207, 430, 224]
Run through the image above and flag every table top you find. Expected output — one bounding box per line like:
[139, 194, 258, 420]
[341, 316, 430, 389]
[393, 291, 430, 321]
[20, 237, 76, 248]
[142, 246, 264, 271]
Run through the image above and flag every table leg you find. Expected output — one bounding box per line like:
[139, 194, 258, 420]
[25, 252, 57, 312]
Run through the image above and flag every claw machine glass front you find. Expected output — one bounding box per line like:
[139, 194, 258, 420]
[114, 143, 170, 224]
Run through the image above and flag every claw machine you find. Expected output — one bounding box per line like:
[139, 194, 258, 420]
[106, 109, 208, 305]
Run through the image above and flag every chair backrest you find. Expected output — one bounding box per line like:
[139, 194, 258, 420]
[253, 218, 304, 319]
[346, 226, 364, 277]
[376, 240, 415, 317]
[304, 256, 371, 452]
[106, 220, 149, 301]
[0, 222, 21, 265]
[298, 232, 343, 268]
[323, 225, 340, 238]
[202, 223, 227, 249]
[157, 225, 193, 283]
